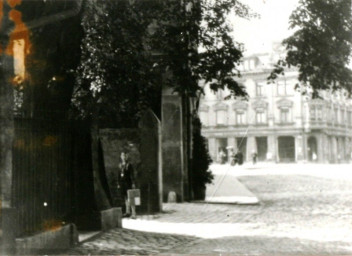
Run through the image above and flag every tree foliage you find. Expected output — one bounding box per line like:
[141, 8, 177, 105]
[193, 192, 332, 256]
[268, 0, 352, 97]
[149, 0, 254, 97]
[72, 0, 254, 126]
[71, 0, 161, 127]
[191, 116, 213, 200]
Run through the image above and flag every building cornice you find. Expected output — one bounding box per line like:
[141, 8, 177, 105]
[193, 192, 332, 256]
[277, 98, 293, 108]
[232, 101, 248, 110]
[252, 100, 268, 109]
[213, 102, 228, 111]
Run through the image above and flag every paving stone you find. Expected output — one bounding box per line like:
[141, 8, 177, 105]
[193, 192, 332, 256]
[64, 164, 352, 255]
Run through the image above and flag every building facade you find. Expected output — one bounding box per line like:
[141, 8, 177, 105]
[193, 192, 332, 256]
[199, 51, 352, 164]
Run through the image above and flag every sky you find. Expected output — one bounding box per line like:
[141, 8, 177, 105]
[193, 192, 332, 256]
[229, 0, 299, 55]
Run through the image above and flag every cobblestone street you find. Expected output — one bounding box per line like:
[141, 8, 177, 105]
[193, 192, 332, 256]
[65, 164, 352, 255]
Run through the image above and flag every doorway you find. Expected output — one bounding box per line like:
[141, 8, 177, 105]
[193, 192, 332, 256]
[236, 137, 247, 162]
[256, 137, 268, 161]
[307, 136, 318, 161]
[278, 136, 295, 162]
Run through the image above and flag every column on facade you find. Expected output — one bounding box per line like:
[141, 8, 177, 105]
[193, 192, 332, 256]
[302, 133, 308, 162]
[227, 137, 236, 162]
[208, 137, 217, 162]
[348, 138, 352, 161]
[332, 136, 338, 163]
[327, 136, 333, 163]
[267, 135, 276, 162]
[336, 137, 344, 162]
[346, 137, 352, 161]
[246, 136, 257, 162]
[295, 135, 304, 162]
[341, 137, 347, 161]
[319, 134, 329, 163]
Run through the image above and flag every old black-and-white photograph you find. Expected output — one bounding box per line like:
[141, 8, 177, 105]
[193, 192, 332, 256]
[1, 0, 352, 255]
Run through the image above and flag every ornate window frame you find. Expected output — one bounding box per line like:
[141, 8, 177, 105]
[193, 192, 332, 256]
[232, 101, 248, 125]
[277, 99, 293, 123]
[213, 102, 228, 126]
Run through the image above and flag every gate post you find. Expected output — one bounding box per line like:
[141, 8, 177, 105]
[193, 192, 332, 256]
[139, 109, 162, 213]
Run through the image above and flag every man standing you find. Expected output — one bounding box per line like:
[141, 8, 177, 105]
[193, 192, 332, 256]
[252, 151, 258, 165]
[117, 151, 136, 218]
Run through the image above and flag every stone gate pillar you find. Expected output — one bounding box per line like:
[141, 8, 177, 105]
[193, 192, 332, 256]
[162, 92, 185, 202]
[139, 110, 162, 212]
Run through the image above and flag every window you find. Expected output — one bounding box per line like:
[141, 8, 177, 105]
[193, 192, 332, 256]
[341, 109, 346, 123]
[347, 111, 351, 126]
[216, 110, 227, 125]
[310, 106, 323, 121]
[280, 108, 290, 123]
[236, 111, 246, 125]
[316, 107, 323, 120]
[277, 82, 286, 96]
[256, 110, 266, 124]
[256, 84, 264, 96]
[309, 106, 316, 120]
[334, 108, 338, 123]
[327, 107, 332, 122]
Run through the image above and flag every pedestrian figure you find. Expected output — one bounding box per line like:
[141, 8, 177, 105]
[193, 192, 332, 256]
[252, 151, 258, 165]
[237, 151, 243, 165]
[117, 151, 136, 218]
[230, 149, 236, 166]
[312, 152, 317, 162]
[218, 149, 226, 164]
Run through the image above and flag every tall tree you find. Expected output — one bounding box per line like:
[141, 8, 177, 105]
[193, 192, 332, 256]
[268, 0, 352, 97]
[72, 0, 255, 127]
[148, 0, 255, 99]
[72, 0, 161, 127]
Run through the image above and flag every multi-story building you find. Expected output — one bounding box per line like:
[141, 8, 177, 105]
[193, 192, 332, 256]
[199, 49, 352, 164]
